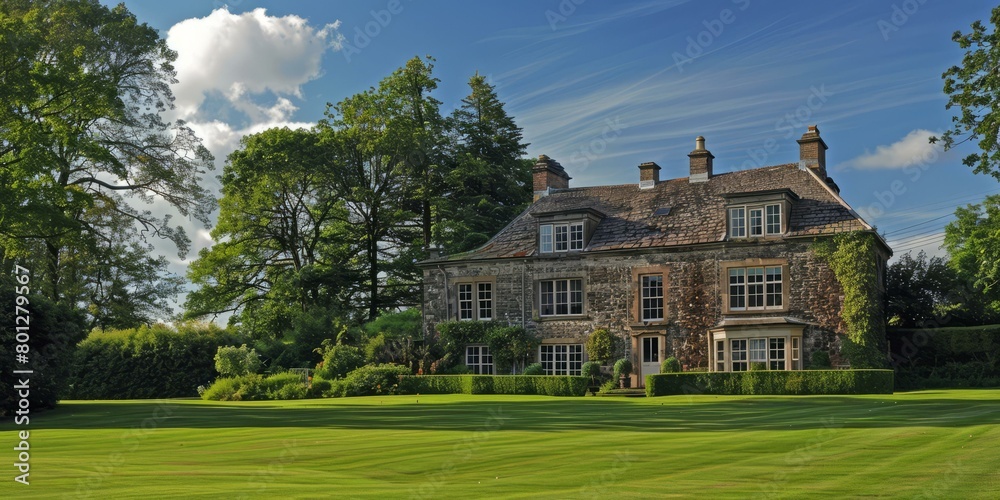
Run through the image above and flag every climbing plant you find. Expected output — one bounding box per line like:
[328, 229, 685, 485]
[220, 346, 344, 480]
[813, 231, 887, 368]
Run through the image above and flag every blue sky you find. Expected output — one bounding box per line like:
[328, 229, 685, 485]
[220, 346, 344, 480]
[104, 0, 999, 276]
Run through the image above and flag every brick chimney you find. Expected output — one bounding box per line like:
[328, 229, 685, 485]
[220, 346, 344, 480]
[688, 136, 714, 183]
[797, 125, 828, 179]
[638, 162, 661, 189]
[533, 154, 571, 201]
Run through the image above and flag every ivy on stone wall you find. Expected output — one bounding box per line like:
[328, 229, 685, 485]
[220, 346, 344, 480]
[813, 231, 887, 368]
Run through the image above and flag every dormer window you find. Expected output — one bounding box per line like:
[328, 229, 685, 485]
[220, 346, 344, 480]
[534, 207, 605, 254]
[725, 189, 797, 240]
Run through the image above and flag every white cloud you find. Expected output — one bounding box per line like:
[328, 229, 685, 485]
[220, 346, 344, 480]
[166, 7, 342, 121]
[842, 129, 940, 170]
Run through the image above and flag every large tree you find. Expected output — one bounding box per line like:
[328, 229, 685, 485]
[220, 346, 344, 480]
[886, 251, 958, 328]
[944, 194, 1000, 321]
[0, 0, 214, 315]
[186, 127, 357, 338]
[932, 6, 1000, 180]
[440, 73, 531, 253]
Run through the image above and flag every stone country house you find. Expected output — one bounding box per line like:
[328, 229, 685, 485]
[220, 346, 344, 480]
[418, 126, 891, 387]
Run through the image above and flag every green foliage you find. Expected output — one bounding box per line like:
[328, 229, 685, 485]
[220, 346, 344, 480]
[614, 358, 633, 378]
[585, 328, 616, 365]
[814, 232, 887, 368]
[581, 361, 602, 380]
[0, 274, 87, 416]
[944, 195, 1000, 320]
[523, 363, 544, 375]
[398, 375, 588, 396]
[308, 376, 333, 398]
[364, 308, 422, 339]
[315, 343, 365, 380]
[932, 6, 1000, 181]
[749, 362, 767, 372]
[68, 323, 240, 399]
[341, 364, 412, 397]
[661, 356, 682, 373]
[810, 350, 832, 369]
[214, 344, 263, 377]
[201, 372, 308, 401]
[645, 370, 894, 396]
[889, 325, 1000, 389]
[887, 251, 971, 327]
[485, 325, 539, 374]
[364, 333, 389, 364]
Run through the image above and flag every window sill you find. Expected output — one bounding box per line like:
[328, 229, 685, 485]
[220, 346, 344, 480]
[535, 315, 590, 322]
[629, 321, 667, 329]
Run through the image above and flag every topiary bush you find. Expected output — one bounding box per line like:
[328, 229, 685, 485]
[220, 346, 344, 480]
[341, 364, 411, 396]
[581, 361, 602, 384]
[523, 362, 544, 375]
[645, 370, 894, 396]
[613, 358, 633, 378]
[661, 356, 681, 373]
[585, 328, 616, 365]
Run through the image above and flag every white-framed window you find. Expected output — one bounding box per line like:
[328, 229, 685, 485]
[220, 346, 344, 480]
[766, 204, 782, 234]
[478, 283, 493, 320]
[716, 340, 726, 372]
[731, 339, 748, 371]
[539, 344, 583, 375]
[729, 203, 783, 238]
[458, 283, 474, 321]
[540, 222, 585, 253]
[640, 274, 664, 321]
[729, 266, 783, 311]
[769, 338, 786, 370]
[457, 281, 493, 321]
[540, 225, 553, 253]
[728, 208, 746, 238]
[791, 337, 800, 370]
[539, 279, 583, 316]
[749, 338, 767, 367]
[465, 345, 493, 374]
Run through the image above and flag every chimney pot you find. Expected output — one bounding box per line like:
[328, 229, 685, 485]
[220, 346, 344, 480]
[688, 136, 714, 183]
[533, 155, 571, 200]
[797, 125, 828, 180]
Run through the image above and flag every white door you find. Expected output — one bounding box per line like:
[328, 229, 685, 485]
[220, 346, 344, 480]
[640, 336, 661, 387]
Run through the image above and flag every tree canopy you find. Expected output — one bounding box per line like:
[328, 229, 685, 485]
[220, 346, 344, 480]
[932, 6, 1000, 180]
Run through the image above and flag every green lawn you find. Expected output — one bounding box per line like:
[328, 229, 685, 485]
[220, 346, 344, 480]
[3, 390, 999, 499]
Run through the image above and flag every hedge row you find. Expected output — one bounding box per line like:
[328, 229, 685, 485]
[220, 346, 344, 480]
[69, 323, 241, 399]
[645, 370, 894, 397]
[399, 375, 589, 396]
[888, 326, 1000, 389]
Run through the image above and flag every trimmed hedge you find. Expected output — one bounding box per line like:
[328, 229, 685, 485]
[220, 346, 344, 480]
[888, 326, 1000, 389]
[399, 375, 588, 396]
[69, 323, 241, 399]
[645, 370, 894, 397]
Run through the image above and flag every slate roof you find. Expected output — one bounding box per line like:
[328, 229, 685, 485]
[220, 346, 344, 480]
[431, 162, 877, 262]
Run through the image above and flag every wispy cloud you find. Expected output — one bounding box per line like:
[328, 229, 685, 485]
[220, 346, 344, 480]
[840, 129, 940, 170]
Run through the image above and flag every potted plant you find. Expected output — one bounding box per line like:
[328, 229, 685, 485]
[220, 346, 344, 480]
[581, 361, 602, 395]
[614, 358, 633, 389]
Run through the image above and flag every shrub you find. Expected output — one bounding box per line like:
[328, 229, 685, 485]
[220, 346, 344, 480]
[585, 328, 616, 365]
[749, 361, 767, 371]
[581, 361, 602, 383]
[486, 325, 539, 374]
[215, 344, 263, 377]
[645, 370, 894, 396]
[811, 350, 832, 369]
[69, 322, 241, 399]
[315, 343, 364, 379]
[613, 358, 633, 378]
[342, 364, 411, 397]
[364, 333, 389, 364]
[888, 326, 1000, 389]
[201, 372, 308, 401]
[523, 363, 544, 375]
[399, 375, 588, 396]
[308, 377, 333, 398]
[363, 308, 422, 339]
[661, 356, 681, 373]
[201, 377, 242, 401]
